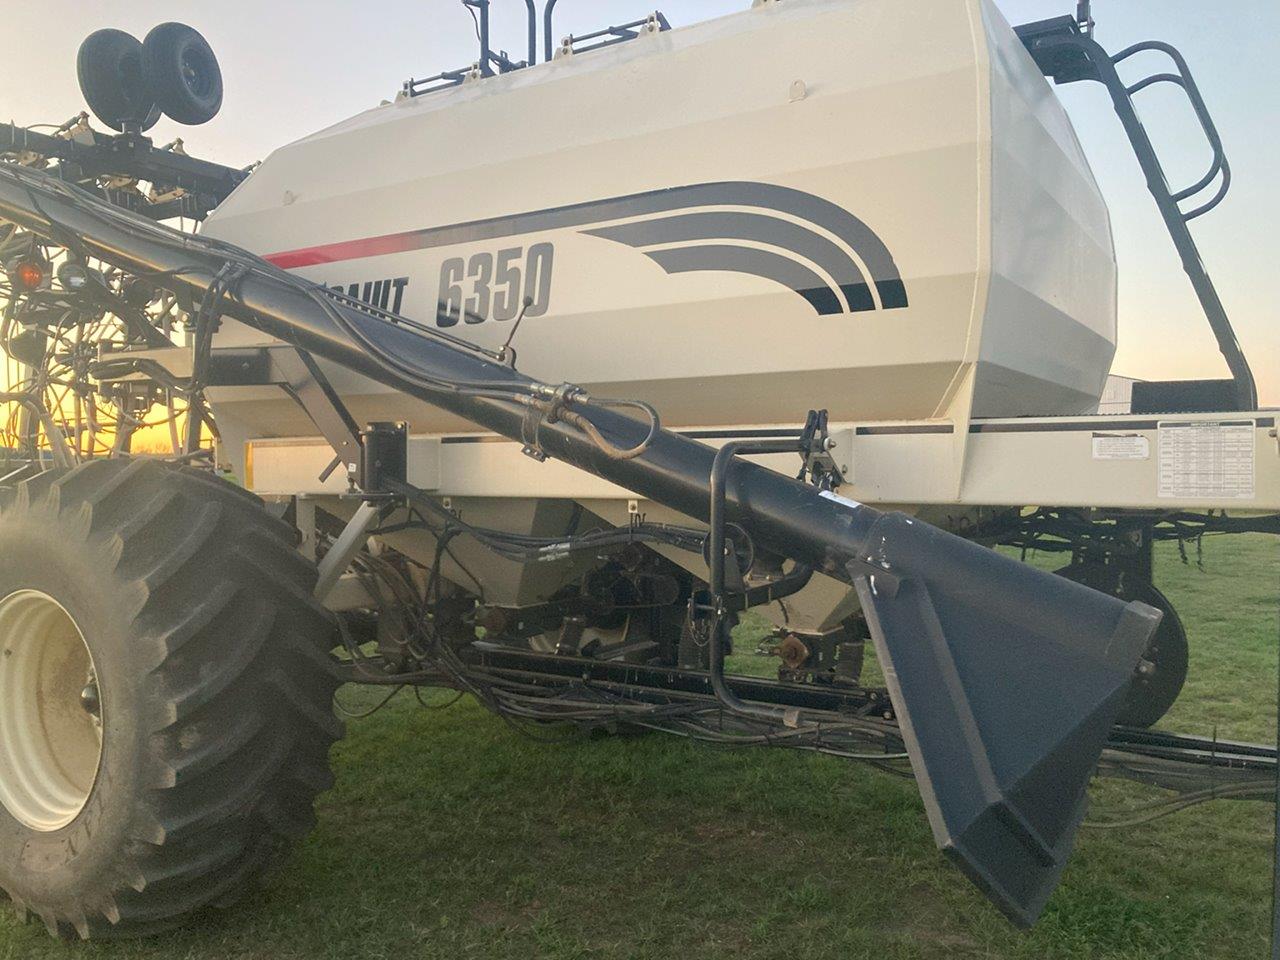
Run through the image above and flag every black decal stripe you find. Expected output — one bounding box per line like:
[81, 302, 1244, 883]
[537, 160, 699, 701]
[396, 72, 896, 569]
[591, 183, 905, 308]
[267, 181, 907, 310]
[856, 424, 955, 436]
[679, 428, 804, 439]
[644, 244, 843, 316]
[584, 212, 875, 313]
[678, 183, 905, 309]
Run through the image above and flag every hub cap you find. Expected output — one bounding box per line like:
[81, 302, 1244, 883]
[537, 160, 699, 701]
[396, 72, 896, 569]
[0, 590, 103, 831]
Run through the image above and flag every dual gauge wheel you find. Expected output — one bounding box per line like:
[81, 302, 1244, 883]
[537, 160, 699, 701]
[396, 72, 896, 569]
[77, 23, 223, 131]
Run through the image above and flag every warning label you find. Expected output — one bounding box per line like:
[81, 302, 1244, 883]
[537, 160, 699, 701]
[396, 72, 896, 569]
[1091, 432, 1149, 461]
[1157, 420, 1255, 499]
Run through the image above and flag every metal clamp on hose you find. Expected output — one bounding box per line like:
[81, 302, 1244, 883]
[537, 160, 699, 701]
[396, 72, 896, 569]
[519, 386, 661, 462]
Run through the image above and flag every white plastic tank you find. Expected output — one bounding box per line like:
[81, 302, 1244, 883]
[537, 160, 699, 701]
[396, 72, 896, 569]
[203, 0, 1116, 435]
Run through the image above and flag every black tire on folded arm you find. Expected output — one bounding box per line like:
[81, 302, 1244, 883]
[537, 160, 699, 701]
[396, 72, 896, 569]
[77, 30, 158, 132]
[142, 23, 224, 126]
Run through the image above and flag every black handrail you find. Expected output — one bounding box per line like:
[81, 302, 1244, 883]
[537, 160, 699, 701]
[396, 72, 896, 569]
[524, 0, 537, 65]
[1113, 40, 1230, 220]
[543, 0, 560, 63]
[463, 0, 494, 77]
[706, 439, 814, 721]
[1016, 17, 1257, 411]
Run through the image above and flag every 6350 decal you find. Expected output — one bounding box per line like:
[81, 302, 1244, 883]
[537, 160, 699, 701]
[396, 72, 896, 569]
[436, 243, 555, 327]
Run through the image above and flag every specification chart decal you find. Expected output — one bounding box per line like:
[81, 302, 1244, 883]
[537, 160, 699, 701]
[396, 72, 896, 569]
[1091, 432, 1149, 461]
[1157, 420, 1254, 499]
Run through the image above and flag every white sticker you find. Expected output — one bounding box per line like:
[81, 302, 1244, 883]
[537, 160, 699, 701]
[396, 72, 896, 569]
[1158, 420, 1255, 499]
[819, 489, 862, 510]
[1091, 432, 1149, 461]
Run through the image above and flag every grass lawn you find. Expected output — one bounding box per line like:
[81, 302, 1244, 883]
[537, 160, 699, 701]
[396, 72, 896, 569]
[1, 535, 1277, 960]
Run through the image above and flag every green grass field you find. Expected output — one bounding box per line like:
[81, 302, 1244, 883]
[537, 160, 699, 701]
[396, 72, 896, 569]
[2, 535, 1277, 960]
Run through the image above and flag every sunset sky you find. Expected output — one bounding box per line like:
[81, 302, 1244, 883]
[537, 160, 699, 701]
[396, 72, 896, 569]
[3, 0, 1277, 404]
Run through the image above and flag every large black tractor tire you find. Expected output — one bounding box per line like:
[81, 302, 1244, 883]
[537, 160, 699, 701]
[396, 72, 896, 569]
[0, 459, 342, 939]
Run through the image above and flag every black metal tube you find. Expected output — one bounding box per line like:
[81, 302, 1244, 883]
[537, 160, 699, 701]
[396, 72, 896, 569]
[524, 0, 538, 65]
[707, 439, 816, 720]
[543, 0, 560, 63]
[468, 0, 494, 76]
[1112, 42, 1226, 210]
[1080, 37, 1257, 410]
[708, 439, 805, 599]
[0, 392, 72, 468]
[726, 561, 813, 614]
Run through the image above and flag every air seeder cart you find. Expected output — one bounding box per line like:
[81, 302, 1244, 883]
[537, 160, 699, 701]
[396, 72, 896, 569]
[0, 0, 1276, 940]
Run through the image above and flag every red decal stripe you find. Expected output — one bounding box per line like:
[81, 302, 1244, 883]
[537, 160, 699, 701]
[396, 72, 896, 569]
[263, 230, 424, 269]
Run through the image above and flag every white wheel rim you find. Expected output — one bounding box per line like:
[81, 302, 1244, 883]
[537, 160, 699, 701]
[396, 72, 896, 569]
[0, 590, 103, 832]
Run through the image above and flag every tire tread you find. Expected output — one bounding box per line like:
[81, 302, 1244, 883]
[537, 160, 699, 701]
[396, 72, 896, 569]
[0, 459, 341, 939]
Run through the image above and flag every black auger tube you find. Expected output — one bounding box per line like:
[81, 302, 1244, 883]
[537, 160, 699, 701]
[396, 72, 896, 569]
[0, 165, 1051, 597]
[14, 189, 1095, 628]
[0, 163, 1160, 927]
